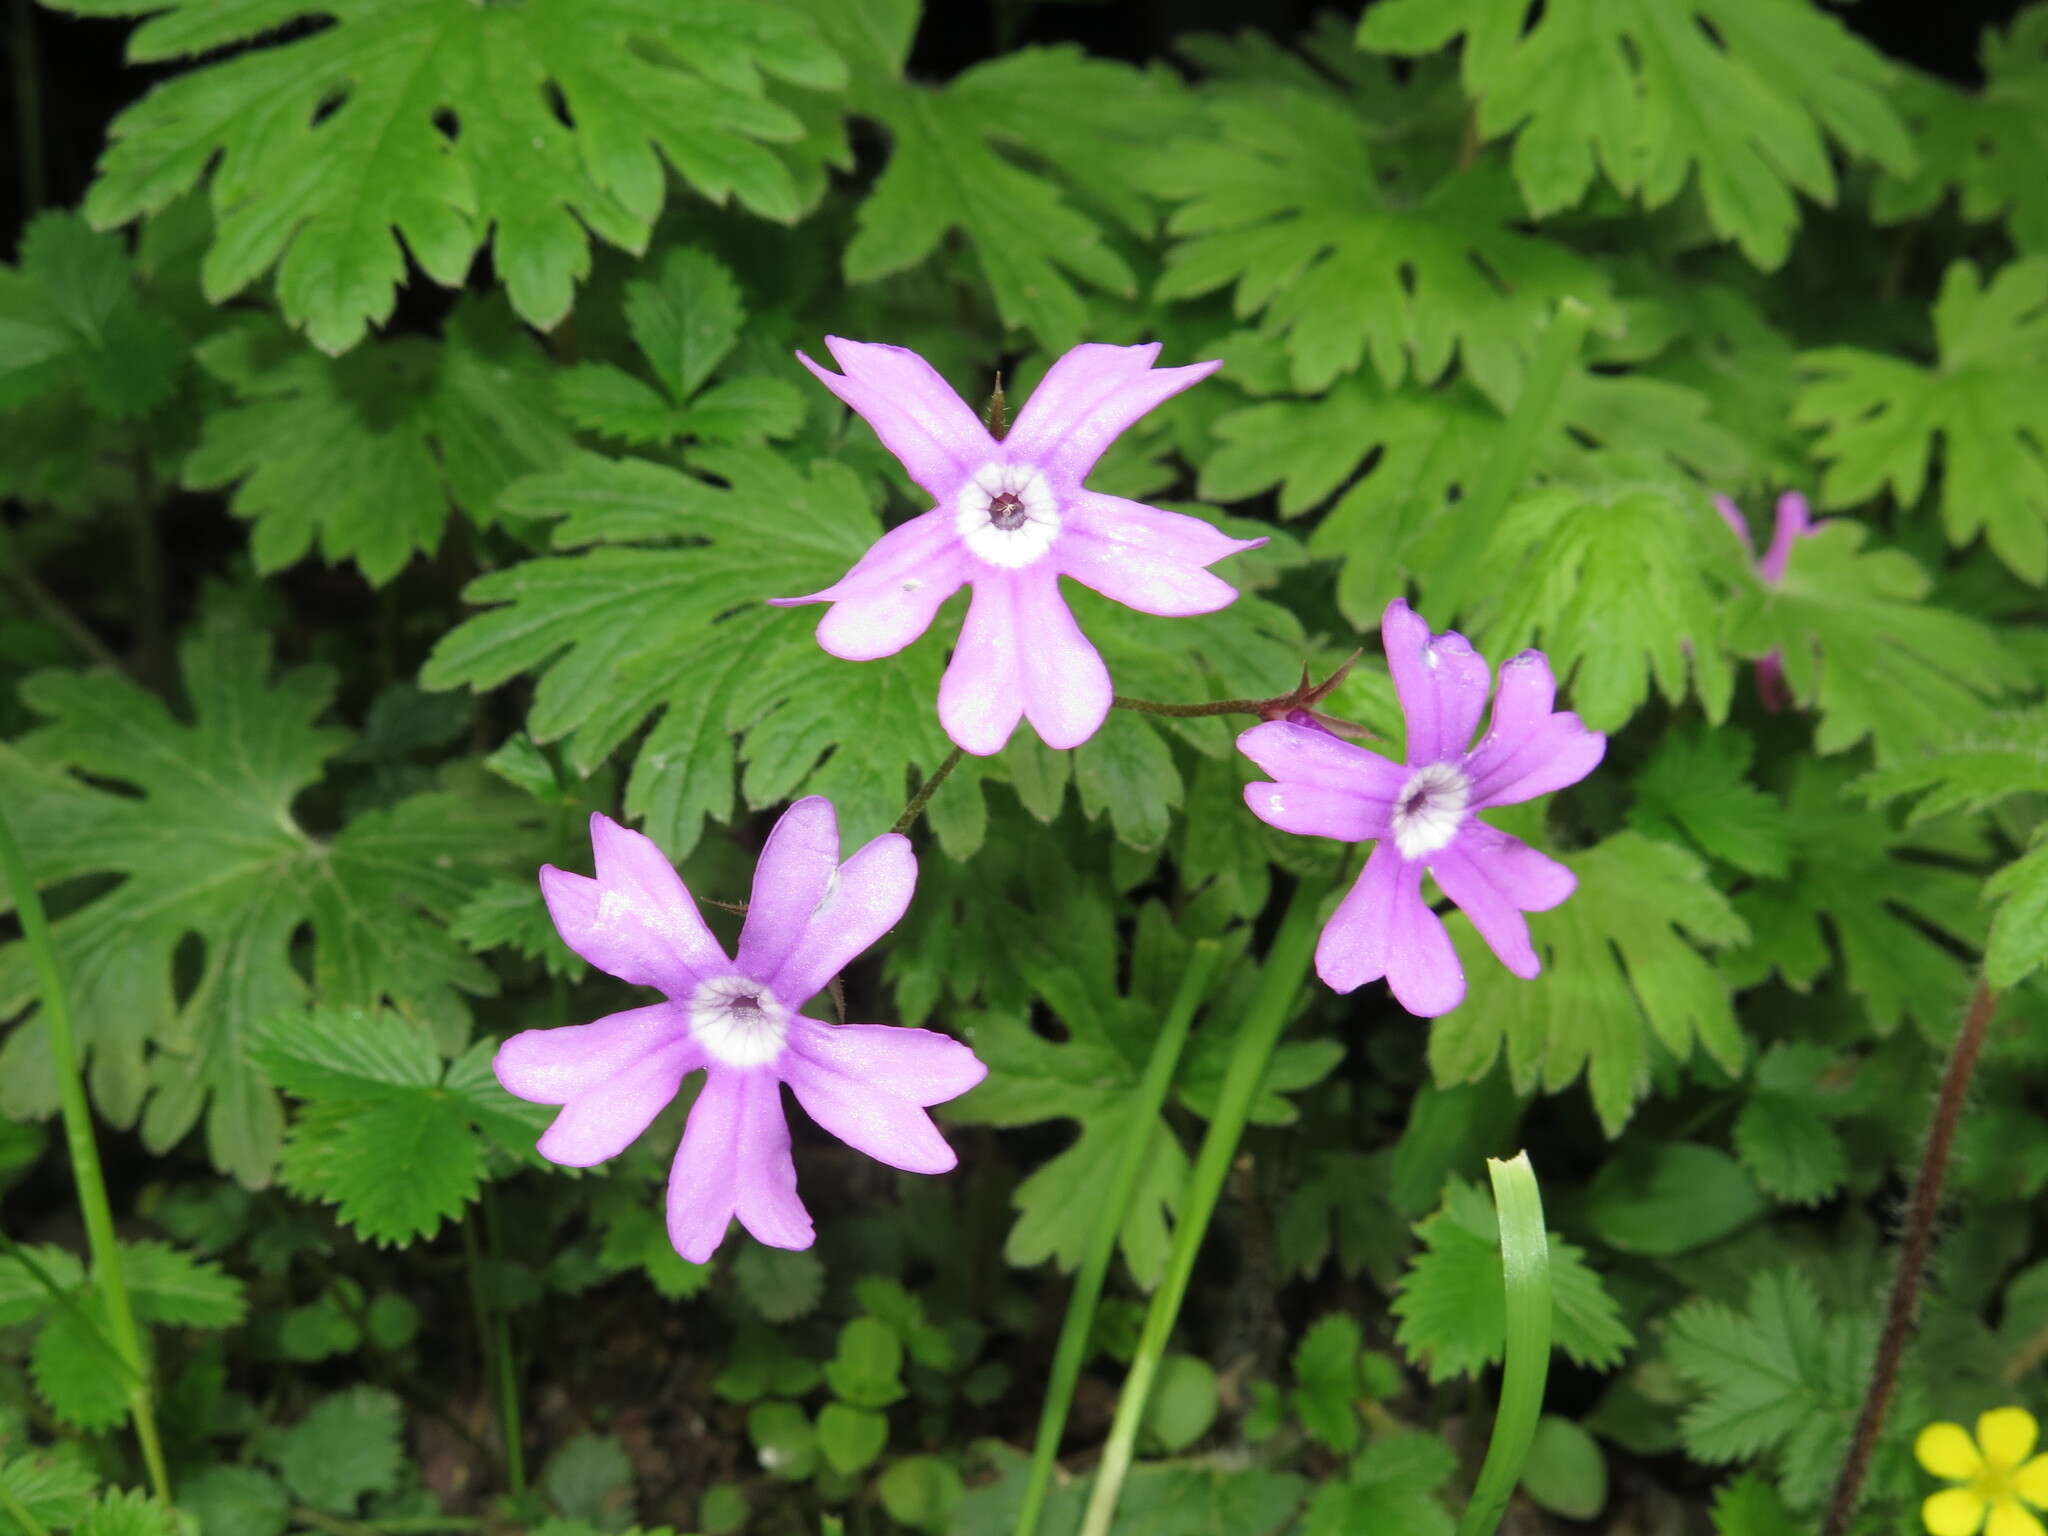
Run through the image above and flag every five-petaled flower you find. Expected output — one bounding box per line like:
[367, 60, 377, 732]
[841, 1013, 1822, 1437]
[1715, 489, 1820, 711]
[773, 338, 1264, 756]
[1236, 599, 1604, 1016]
[494, 799, 986, 1262]
[1915, 1408, 2048, 1536]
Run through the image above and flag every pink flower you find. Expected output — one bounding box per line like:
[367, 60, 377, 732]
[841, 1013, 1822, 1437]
[773, 339, 1264, 756]
[1237, 600, 1605, 1017]
[1715, 490, 1820, 710]
[494, 799, 986, 1262]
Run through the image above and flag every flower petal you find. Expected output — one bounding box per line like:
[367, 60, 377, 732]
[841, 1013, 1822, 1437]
[785, 1017, 987, 1106]
[1465, 651, 1605, 808]
[536, 1038, 701, 1167]
[1381, 599, 1492, 765]
[666, 1069, 813, 1262]
[1317, 842, 1465, 1015]
[1016, 569, 1113, 750]
[2011, 1454, 2048, 1507]
[769, 509, 969, 661]
[1003, 343, 1220, 487]
[540, 815, 728, 993]
[768, 833, 920, 1008]
[799, 338, 994, 498]
[737, 796, 842, 982]
[1988, 1500, 2045, 1536]
[1925, 1489, 1989, 1536]
[1056, 491, 1263, 616]
[1429, 828, 1571, 980]
[494, 1002, 690, 1104]
[1982, 1410, 2042, 1471]
[1920, 1423, 1987, 1480]
[1242, 779, 1392, 842]
[1759, 490, 1816, 585]
[1236, 720, 1408, 799]
[780, 1036, 970, 1174]
[938, 575, 1027, 756]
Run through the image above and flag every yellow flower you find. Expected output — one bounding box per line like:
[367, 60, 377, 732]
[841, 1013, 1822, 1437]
[1918, 1408, 2048, 1536]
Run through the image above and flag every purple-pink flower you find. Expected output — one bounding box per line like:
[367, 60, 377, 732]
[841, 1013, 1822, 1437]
[494, 799, 986, 1262]
[1237, 600, 1605, 1017]
[773, 338, 1264, 756]
[1716, 490, 1820, 710]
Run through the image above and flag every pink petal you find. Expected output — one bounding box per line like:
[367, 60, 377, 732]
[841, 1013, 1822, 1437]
[1236, 721, 1408, 798]
[799, 338, 994, 499]
[666, 1069, 814, 1262]
[768, 509, 969, 661]
[1456, 822, 1577, 911]
[780, 1048, 962, 1175]
[737, 796, 841, 982]
[536, 1038, 702, 1167]
[1015, 567, 1113, 750]
[1381, 599, 1491, 766]
[1004, 343, 1220, 488]
[1464, 652, 1605, 807]
[785, 1017, 987, 1106]
[1758, 491, 1816, 585]
[495, 1002, 690, 1103]
[1056, 492, 1262, 616]
[1242, 779, 1392, 842]
[1317, 842, 1465, 1016]
[1427, 825, 1572, 981]
[938, 576, 1027, 755]
[1714, 494, 1752, 553]
[1756, 652, 1792, 711]
[540, 816, 728, 994]
[767, 832, 919, 1008]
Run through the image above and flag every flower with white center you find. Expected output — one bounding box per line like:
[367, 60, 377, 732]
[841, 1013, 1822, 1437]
[771, 337, 1265, 756]
[494, 799, 986, 1262]
[1236, 599, 1606, 1017]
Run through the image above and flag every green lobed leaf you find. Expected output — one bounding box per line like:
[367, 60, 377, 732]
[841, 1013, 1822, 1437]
[1628, 726, 1791, 879]
[265, 1387, 406, 1514]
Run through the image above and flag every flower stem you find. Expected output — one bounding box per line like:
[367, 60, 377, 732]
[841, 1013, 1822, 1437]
[460, 1201, 526, 1499]
[1455, 1153, 1553, 1536]
[1012, 939, 1226, 1536]
[1424, 297, 1591, 619]
[1111, 695, 1267, 719]
[0, 804, 171, 1504]
[1075, 882, 1324, 1536]
[891, 746, 965, 836]
[1820, 979, 1999, 1536]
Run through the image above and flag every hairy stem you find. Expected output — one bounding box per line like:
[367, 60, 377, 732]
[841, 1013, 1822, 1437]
[1076, 882, 1324, 1536]
[1111, 695, 1267, 720]
[891, 746, 966, 836]
[1013, 940, 1226, 1536]
[1820, 980, 1998, 1536]
[0, 806, 171, 1504]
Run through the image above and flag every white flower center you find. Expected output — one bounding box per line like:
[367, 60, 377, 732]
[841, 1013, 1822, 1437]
[687, 975, 791, 1068]
[1390, 762, 1470, 860]
[956, 463, 1059, 568]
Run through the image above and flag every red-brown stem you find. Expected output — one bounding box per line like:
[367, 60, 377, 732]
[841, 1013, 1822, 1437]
[1820, 979, 1999, 1536]
[1112, 694, 1267, 718]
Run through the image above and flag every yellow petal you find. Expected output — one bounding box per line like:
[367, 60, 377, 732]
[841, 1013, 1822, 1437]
[1982, 1410, 2043, 1471]
[1985, 1499, 2047, 1536]
[1926, 1488, 1989, 1536]
[2014, 1456, 2048, 1509]
[1922, 1423, 1988, 1479]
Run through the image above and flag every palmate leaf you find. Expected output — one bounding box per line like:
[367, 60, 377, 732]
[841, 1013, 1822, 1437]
[1860, 708, 2048, 823]
[1143, 78, 1614, 399]
[1628, 726, 1792, 879]
[0, 211, 184, 420]
[1725, 522, 2029, 762]
[49, 0, 844, 353]
[1798, 258, 2048, 581]
[0, 618, 533, 1184]
[1358, 0, 1913, 268]
[184, 301, 572, 584]
[1429, 831, 1750, 1136]
[792, 0, 1191, 346]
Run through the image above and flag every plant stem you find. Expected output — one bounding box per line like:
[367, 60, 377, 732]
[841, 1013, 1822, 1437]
[891, 746, 965, 836]
[1075, 882, 1324, 1536]
[292, 1509, 485, 1536]
[0, 805, 171, 1504]
[1454, 1153, 1553, 1536]
[0, 528, 127, 674]
[0, 1471, 55, 1536]
[460, 1203, 526, 1499]
[0, 1230, 139, 1380]
[10, 0, 44, 214]
[1013, 940, 1226, 1536]
[1422, 297, 1591, 619]
[1820, 980, 1999, 1536]
[1111, 695, 1267, 720]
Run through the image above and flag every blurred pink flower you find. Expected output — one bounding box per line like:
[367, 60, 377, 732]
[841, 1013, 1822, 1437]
[775, 338, 1263, 755]
[1715, 490, 1820, 710]
[1238, 600, 1604, 1017]
[496, 799, 985, 1262]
